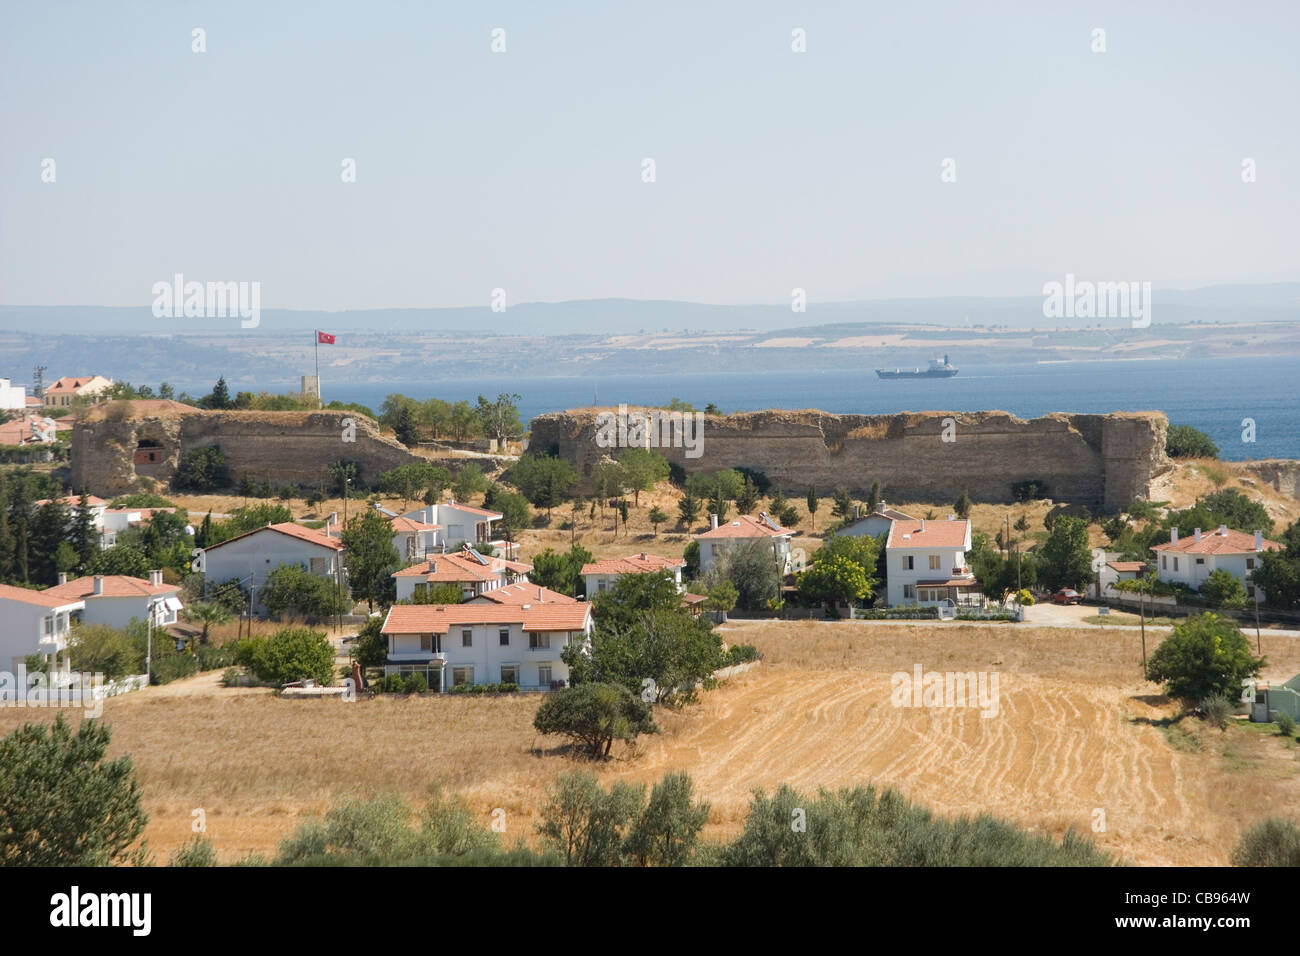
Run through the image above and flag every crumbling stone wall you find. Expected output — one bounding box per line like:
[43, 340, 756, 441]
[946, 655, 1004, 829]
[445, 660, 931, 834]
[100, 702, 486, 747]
[70, 406, 483, 494]
[528, 408, 1172, 512]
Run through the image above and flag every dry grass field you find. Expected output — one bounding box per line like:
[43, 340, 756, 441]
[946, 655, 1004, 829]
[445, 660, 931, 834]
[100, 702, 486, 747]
[5, 620, 1300, 865]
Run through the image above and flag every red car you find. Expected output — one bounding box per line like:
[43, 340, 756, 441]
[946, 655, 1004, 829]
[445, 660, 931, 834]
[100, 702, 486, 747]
[1051, 589, 1082, 605]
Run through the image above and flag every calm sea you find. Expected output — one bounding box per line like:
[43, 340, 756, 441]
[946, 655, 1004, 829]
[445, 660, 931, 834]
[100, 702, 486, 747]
[323, 355, 1299, 461]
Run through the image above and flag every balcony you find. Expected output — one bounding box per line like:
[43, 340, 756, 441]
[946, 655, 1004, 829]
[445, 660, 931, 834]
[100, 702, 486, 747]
[388, 650, 446, 661]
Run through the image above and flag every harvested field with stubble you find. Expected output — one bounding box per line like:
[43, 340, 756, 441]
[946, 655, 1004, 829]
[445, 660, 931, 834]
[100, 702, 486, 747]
[5, 621, 1300, 865]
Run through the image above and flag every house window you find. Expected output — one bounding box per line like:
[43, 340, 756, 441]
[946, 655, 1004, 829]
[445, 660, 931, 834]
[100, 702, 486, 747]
[1247, 558, 1256, 570]
[530, 633, 551, 650]
[929, 555, 941, 570]
[1195, 558, 1204, 565]
[462, 629, 473, 648]
[538, 664, 552, 687]
[419, 634, 433, 652]
[452, 666, 474, 686]
[904, 556, 914, 570]
[902, 584, 915, 599]
[597, 579, 607, 591]
[501, 665, 519, 685]
[1173, 558, 1179, 572]
[1161, 556, 1167, 569]
[499, 629, 510, 646]
[1248, 586, 1257, 598]
[42, 616, 54, 636]
[309, 557, 326, 574]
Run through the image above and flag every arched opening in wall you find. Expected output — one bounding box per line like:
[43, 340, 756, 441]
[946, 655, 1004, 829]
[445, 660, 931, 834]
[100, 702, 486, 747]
[133, 438, 163, 466]
[132, 425, 176, 481]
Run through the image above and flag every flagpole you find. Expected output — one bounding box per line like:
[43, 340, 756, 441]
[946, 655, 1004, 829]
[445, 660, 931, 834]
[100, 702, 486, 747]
[314, 330, 321, 408]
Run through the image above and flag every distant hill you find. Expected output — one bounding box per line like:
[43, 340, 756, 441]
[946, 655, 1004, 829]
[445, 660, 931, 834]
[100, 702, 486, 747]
[3, 282, 1297, 337]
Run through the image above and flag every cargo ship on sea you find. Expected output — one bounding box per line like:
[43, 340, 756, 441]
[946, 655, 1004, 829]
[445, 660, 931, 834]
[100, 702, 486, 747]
[875, 355, 959, 379]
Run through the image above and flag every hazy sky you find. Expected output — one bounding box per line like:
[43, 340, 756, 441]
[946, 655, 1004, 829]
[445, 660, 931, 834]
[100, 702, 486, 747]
[2, 1, 1297, 310]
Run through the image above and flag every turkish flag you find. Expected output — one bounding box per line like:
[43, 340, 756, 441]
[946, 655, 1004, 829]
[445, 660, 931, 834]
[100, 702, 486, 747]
[317, 331, 335, 344]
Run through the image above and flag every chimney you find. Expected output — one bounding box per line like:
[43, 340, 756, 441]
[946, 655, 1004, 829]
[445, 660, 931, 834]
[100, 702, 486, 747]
[149, 569, 163, 587]
[538, 587, 543, 600]
[919, 519, 926, 532]
[57, 572, 67, 586]
[1218, 524, 1228, 536]
[1193, 528, 1201, 543]
[710, 514, 719, 530]
[1171, 528, 1178, 545]
[1255, 530, 1263, 551]
[93, 575, 103, 596]
[329, 511, 338, 527]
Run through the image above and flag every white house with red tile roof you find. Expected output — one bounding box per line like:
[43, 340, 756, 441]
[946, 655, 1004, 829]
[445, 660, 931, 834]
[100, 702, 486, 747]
[580, 552, 686, 598]
[392, 544, 532, 602]
[885, 516, 977, 607]
[400, 500, 516, 558]
[0, 583, 83, 673]
[42, 375, 113, 408]
[1153, 525, 1281, 602]
[200, 522, 346, 614]
[44, 571, 183, 632]
[380, 601, 593, 691]
[1091, 559, 1149, 601]
[695, 512, 798, 577]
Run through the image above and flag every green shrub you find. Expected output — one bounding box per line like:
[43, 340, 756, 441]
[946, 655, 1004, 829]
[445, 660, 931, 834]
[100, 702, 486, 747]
[379, 674, 406, 694]
[533, 683, 659, 759]
[403, 672, 428, 694]
[151, 653, 199, 685]
[234, 627, 335, 686]
[168, 835, 218, 866]
[1202, 693, 1233, 731]
[1276, 711, 1297, 737]
[1011, 479, 1049, 502]
[68, 624, 145, 680]
[195, 641, 239, 671]
[723, 644, 761, 666]
[1230, 818, 1300, 866]
[0, 714, 146, 865]
[855, 606, 940, 620]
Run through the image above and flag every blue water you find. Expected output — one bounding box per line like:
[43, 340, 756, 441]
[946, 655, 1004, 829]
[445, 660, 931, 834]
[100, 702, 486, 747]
[323, 355, 1299, 461]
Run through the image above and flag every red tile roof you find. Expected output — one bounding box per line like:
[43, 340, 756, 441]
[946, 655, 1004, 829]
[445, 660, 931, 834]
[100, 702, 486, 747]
[389, 516, 441, 533]
[1153, 528, 1280, 555]
[34, 495, 108, 508]
[1106, 561, 1147, 573]
[475, 583, 577, 605]
[392, 548, 532, 583]
[580, 553, 686, 576]
[696, 513, 792, 540]
[0, 583, 83, 608]
[382, 602, 592, 634]
[205, 521, 345, 552]
[886, 518, 970, 550]
[45, 376, 108, 394]
[45, 575, 179, 600]
[443, 502, 503, 519]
